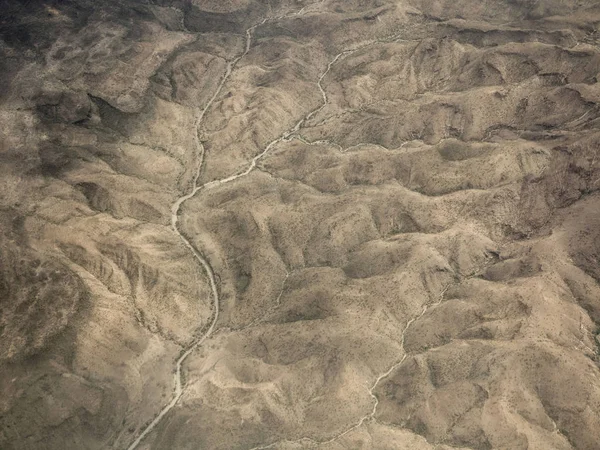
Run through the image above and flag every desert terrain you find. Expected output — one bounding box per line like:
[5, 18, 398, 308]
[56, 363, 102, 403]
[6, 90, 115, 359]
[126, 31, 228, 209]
[2, 0, 600, 449]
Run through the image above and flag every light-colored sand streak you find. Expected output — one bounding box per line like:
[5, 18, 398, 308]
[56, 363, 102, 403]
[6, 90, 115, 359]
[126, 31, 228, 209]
[128, 7, 430, 449]
[248, 284, 451, 450]
[249, 261, 495, 450]
[126, 5, 339, 449]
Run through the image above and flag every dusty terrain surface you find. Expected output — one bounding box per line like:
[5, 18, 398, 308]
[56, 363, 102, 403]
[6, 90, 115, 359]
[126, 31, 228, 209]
[2, 0, 600, 449]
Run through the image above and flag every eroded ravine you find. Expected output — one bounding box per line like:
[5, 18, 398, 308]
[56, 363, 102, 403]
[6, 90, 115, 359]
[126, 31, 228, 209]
[127, 8, 437, 450]
[247, 286, 451, 450]
[249, 263, 492, 450]
[124, 24, 252, 450]
[125, 6, 341, 449]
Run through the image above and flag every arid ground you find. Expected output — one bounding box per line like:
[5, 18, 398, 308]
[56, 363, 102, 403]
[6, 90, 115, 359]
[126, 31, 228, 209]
[2, 1, 600, 449]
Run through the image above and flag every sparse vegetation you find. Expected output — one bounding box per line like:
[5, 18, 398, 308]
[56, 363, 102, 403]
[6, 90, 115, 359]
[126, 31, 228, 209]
[3, 0, 600, 449]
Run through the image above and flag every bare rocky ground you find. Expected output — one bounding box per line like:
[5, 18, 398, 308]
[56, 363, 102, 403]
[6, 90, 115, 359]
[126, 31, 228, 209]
[2, 0, 600, 449]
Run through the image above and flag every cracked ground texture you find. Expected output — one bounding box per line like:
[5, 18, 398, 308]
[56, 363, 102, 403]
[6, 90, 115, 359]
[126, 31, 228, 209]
[2, 0, 600, 449]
